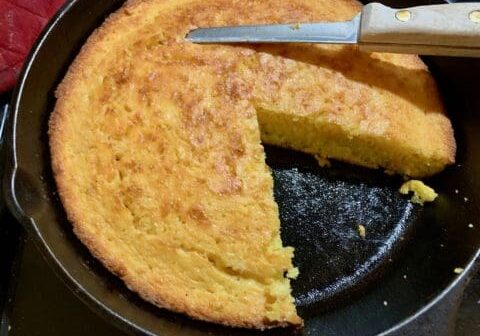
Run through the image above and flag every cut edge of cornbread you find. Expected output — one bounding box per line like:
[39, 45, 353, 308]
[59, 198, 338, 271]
[256, 106, 455, 178]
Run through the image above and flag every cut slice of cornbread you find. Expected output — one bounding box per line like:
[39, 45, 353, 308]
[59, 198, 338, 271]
[249, 45, 454, 177]
[49, 0, 455, 330]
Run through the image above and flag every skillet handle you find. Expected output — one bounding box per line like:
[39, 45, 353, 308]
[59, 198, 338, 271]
[1, 95, 38, 224]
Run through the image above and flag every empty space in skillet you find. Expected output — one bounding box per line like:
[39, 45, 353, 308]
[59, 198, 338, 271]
[266, 146, 417, 312]
[6, 0, 480, 335]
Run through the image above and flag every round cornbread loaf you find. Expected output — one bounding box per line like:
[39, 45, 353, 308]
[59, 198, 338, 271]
[49, 0, 455, 329]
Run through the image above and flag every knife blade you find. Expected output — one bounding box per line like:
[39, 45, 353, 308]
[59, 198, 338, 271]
[186, 3, 480, 57]
[187, 15, 360, 44]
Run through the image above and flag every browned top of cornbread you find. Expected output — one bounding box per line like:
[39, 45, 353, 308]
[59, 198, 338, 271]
[49, 0, 455, 329]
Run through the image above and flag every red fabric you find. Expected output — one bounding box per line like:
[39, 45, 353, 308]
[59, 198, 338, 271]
[0, 0, 65, 93]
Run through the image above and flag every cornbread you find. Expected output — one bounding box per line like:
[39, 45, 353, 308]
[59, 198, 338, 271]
[49, 0, 455, 329]
[358, 224, 366, 239]
[400, 180, 438, 205]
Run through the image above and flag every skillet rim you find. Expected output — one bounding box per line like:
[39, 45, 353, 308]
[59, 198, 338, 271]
[3, 0, 480, 335]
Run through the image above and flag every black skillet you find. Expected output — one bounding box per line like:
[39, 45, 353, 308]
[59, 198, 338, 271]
[3, 0, 480, 335]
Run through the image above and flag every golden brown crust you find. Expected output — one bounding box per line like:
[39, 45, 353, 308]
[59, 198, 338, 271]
[50, 0, 454, 330]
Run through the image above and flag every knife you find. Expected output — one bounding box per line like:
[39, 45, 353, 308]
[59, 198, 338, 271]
[186, 3, 480, 57]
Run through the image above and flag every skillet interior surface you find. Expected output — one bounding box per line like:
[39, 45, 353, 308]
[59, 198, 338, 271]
[5, 0, 480, 335]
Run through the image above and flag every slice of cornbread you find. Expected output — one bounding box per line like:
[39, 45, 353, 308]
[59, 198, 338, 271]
[250, 45, 455, 177]
[49, 0, 455, 329]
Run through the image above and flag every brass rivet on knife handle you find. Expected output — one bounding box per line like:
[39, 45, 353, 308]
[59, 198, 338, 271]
[469, 10, 480, 24]
[395, 10, 411, 23]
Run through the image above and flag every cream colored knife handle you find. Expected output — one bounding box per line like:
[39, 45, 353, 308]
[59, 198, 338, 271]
[359, 2, 480, 57]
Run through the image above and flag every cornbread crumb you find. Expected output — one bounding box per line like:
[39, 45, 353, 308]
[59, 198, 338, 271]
[454, 267, 464, 274]
[290, 23, 301, 30]
[358, 224, 366, 239]
[287, 267, 300, 279]
[314, 155, 331, 168]
[468, 223, 474, 228]
[399, 180, 438, 205]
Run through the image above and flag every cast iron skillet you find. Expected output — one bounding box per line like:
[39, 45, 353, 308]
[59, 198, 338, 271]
[3, 0, 480, 335]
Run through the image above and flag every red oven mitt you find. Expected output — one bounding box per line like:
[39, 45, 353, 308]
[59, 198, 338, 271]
[0, 0, 65, 93]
